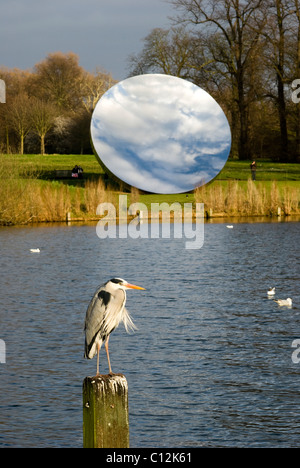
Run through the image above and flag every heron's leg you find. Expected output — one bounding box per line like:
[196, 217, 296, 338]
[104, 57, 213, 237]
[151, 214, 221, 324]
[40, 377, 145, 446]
[96, 342, 101, 376]
[105, 336, 113, 374]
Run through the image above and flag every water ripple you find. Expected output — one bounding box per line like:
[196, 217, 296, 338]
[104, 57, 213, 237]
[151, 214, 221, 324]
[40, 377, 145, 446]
[0, 222, 299, 447]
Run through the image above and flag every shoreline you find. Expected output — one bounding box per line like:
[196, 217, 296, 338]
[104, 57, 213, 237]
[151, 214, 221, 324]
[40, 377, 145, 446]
[1, 155, 299, 227]
[1, 212, 300, 229]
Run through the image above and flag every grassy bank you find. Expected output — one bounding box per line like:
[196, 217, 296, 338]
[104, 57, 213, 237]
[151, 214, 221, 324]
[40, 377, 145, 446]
[194, 179, 300, 217]
[215, 160, 300, 181]
[0, 154, 299, 225]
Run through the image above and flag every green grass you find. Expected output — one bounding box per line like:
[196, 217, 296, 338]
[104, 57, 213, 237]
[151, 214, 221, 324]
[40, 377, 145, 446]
[3, 153, 300, 201]
[216, 160, 300, 181]
[8, 153, 300, 183]
[0, 154, 299, 225]
[12, 153, 102, 172]
[11, 153, 104, 182]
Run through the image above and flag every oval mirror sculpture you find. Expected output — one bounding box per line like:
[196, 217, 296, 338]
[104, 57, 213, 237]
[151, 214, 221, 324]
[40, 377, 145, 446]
[91, 74, 231, 194]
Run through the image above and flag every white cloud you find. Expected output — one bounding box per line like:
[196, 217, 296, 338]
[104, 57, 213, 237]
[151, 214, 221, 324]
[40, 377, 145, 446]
[91, 74, 231, 194]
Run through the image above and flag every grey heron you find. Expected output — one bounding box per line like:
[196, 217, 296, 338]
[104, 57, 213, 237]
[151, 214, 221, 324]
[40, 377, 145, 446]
[84, 277, 145, 375]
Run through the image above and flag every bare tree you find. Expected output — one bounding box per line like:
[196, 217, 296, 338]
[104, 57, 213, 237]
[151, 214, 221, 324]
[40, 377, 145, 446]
[80, 69, 116, 113]
[7, 93, 32, 154]
[169, 0, 266, 159]
[29, 98, 57, 155]
[0, 68, 32, 153]
[290, 0, 300, 160]
[128, 26, 212, 80]
[31, 52, 84, 112]
[261, 0, 294, 161]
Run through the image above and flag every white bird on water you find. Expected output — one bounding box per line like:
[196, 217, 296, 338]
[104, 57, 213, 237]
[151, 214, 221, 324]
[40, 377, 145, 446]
[267, 287, 276, 296]
[274, 298, 292, 307]
[30, 248, 40, 253]
[84, 278, 145, 376]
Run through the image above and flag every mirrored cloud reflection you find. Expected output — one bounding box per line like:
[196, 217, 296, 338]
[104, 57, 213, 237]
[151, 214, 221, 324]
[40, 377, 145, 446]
[91, 74, 231, 194]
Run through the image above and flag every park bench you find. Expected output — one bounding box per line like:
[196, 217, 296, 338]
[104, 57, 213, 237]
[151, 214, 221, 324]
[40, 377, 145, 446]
[55, 170, 73, 179]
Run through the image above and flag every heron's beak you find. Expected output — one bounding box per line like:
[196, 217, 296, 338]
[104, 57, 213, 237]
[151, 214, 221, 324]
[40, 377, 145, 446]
[126, 283, 146, 290]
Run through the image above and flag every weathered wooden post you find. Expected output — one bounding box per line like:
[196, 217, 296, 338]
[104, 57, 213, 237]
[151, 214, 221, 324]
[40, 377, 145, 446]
[83, 374, 129, 448]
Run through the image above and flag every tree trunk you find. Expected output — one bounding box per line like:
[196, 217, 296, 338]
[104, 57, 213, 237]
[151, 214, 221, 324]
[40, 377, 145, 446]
[6, 126, 10, 154]
[277, 72, 288, 162]
[41, 134, 45, 155]
[20, 134, 24, 155]
[238, 90, 249, 160]
[295, 0, 300, 162]
[236, 64, 250, 160]
[276, 0, 289, 162]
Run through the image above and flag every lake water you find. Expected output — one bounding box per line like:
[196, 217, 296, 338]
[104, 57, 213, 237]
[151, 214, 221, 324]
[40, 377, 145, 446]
[0, 219, 299, 448]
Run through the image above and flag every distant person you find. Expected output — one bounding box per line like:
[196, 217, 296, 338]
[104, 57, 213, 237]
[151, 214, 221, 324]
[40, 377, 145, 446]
[78, 165, 84, 179]
[250, 161, 257, 181]
[72, 165, 79, 178]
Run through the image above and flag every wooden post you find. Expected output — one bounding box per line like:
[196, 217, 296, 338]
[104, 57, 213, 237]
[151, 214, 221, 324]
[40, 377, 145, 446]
[83, 374, 129, 448]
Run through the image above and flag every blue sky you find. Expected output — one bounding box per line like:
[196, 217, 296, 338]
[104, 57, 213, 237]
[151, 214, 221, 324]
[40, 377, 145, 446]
[91, 75, 231, 194]
[0, 0, 174, 79]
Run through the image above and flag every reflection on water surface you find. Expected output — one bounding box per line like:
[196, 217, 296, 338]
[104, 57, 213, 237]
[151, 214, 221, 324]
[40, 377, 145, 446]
[0, 220, 299, 447]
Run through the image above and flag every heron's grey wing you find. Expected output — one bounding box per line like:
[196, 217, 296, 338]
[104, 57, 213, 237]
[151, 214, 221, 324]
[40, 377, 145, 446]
[100, 288, 126, 335]
[84, 286, 126, 359]
[84, 286, 111, 358]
